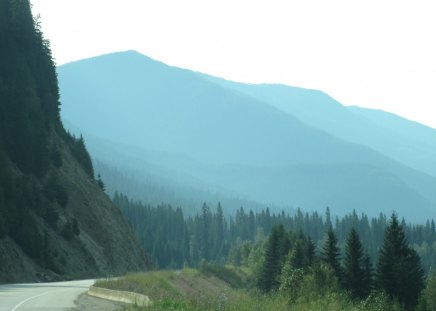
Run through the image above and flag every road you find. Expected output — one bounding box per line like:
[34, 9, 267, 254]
[0, 279, 95, 311]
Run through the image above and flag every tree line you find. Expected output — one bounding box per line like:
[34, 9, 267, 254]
[257, 216, 424, 310]
[116, 192, 436, 310]
[114, 192, 436, 273]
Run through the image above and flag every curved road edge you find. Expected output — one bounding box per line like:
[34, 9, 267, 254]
[88, 285, 152, 307]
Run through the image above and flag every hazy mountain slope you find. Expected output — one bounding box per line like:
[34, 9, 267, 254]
[201, 76, 436, 178]
[57, 51, 436, 221]
[66, 121, 435, 220]
[0, 1, 145, 282]
[347, 106, 436, 176]
[59, 51, 378, 167]
[64, 120, 282, 215]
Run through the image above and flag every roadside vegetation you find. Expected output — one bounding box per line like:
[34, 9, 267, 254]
[96, 214, 436, 311]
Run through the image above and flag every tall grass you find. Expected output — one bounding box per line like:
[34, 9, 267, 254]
[96, 267, 406, 311]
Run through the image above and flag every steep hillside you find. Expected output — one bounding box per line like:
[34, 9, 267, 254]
[58, 51, 436, 221]
[202, 76, 436, 178]
[0, 0, 146, 282]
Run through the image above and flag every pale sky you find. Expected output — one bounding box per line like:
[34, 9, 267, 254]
[31, 0, 436, 128]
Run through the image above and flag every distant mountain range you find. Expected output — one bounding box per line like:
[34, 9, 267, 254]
[201, 75, 436, 178]
[58, 51, 436, 221]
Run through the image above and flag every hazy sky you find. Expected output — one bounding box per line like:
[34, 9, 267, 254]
[31, 0, 436, 128]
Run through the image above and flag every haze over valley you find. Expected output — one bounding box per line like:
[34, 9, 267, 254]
[59, 51, 436, 221]
[2, 1, 436, 309]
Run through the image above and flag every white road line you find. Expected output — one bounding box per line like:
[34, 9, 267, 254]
[11, 290, 52, 311]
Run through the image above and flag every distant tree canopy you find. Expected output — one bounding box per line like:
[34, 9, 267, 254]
[114, 192, 436, 275]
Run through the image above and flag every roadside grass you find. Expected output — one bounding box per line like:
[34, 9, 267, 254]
[95, 266, 406, 311]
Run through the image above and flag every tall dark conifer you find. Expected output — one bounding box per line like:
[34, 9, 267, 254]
[362, 253, 373, 297]
[258, 225, 282, 292]
[321, 226, 342, 280]
[376, 214, 424, 310]
[343, 228, 368, 299]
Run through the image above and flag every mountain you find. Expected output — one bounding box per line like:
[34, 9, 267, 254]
[200, 76, 436, 178]
[347, 106, 436, 177]
[0, 1, 146, 283]
[58, 51, 436, 221]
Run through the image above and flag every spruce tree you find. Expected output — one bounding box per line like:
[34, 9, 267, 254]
[362, 253, 373, 298]
[212, 203, 224, 259]
[376, 214, 424, 310]
[343, 228, 368, 299]
[258, 225, 282, 292]
[321, 226, 342, 280]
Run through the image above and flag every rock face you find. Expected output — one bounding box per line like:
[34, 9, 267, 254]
[0, 0, 147, 282]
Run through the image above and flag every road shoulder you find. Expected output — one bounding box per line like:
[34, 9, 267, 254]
[72, 293, 127, 311]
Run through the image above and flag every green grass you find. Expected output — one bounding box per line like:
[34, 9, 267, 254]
[95, 267, 406, 311]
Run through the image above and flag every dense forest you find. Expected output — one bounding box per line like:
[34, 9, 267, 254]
[0, 0, 94, 269]
[115, 192, 436, 310]
[114, 192, 436, 272]
[113, 193, 436, 271]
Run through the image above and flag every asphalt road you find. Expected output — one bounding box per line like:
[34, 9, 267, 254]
[0, 279, 95, 311]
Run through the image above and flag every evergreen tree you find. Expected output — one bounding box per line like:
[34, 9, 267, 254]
[258, 225, 282, 292]
[362, 253, 373, 298]
[343, 228, 368, 299]
[212, 203, 224, 259]
[376, 214, 425, 310]
[321, 226, 342, 280]
[200, 203, 211, 260]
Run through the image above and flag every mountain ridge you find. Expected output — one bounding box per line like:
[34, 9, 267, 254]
[58, 50, 436, 221]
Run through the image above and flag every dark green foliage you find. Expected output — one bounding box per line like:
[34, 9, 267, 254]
[0, 180, 7, 239]
[0, 0, 93, 273]
[258, 225, 283, 292]
[111, 190, 429, 309]
[376, 214, 425, 310]
[0, 0, 62, 177]
[418, 272, 436, 311]
[200, 263, 245, 288]
[61, 218, 80, 240]
[50, 146, 62, 168]
[97, 173, 105, 191]
[200, 203, 212, 261]
[211, 203, 224, 259]
[64, 133, 94, 178]
[289, 232, 315, 269]
[343, 228, 370, 299]
[321, 226, 342, 280]
[114, 193, 190, 269]
[43, 175, 68, 208]
[362, 253, 374, 297]
[114, 191, 436, 279]
[43, 204, 59, 229]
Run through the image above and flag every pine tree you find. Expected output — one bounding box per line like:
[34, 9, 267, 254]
[200, 203, 211, 260]
[321, 226, 342, 280]
[362, 253, 373, 298]
[212, 203, 224, 259]
[343, 228, 368, 299]
[258, 225, 282, 292]
[376, 214, 425, 310]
